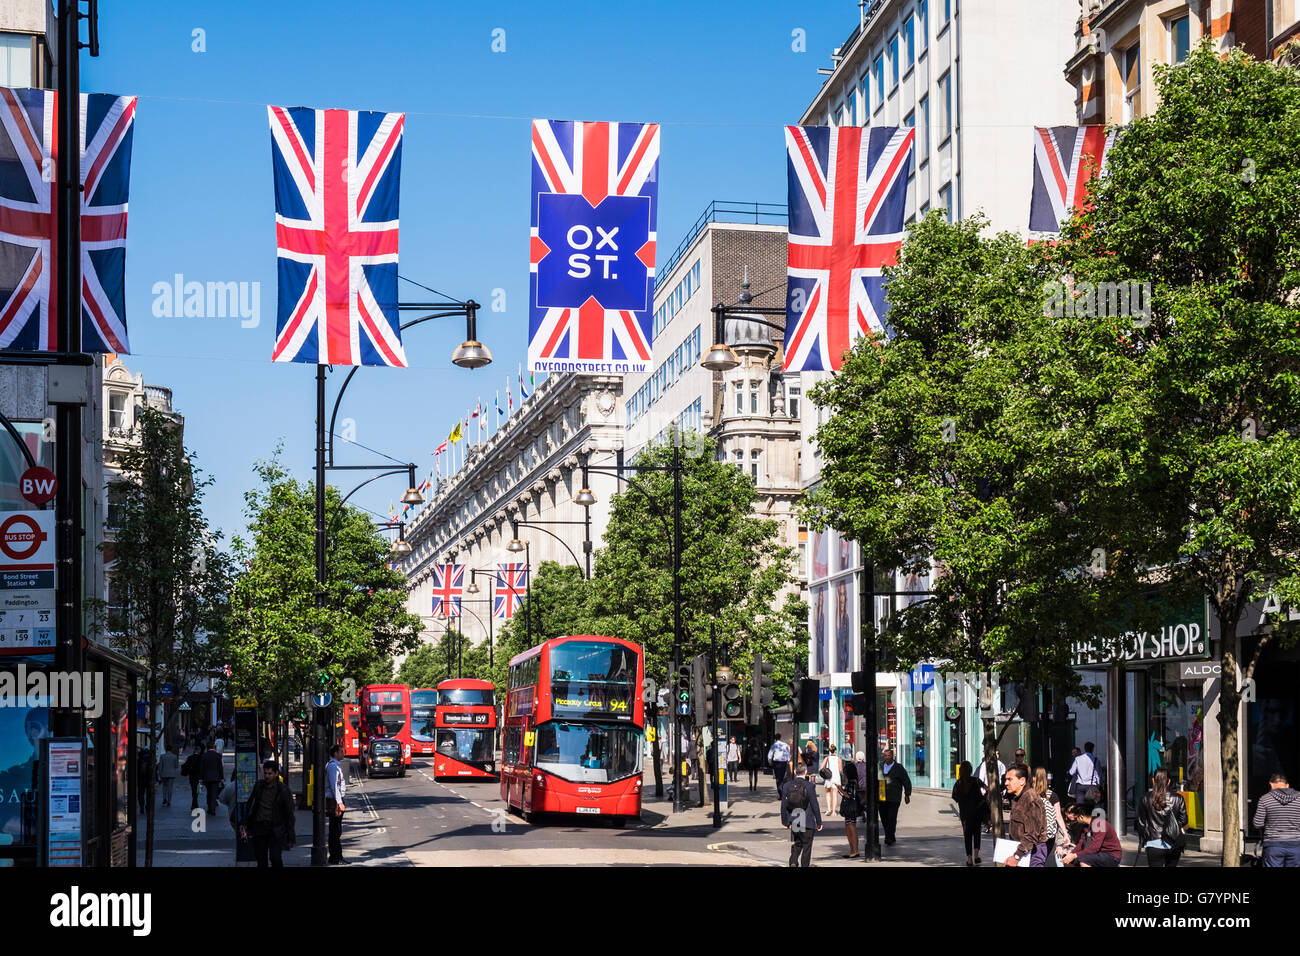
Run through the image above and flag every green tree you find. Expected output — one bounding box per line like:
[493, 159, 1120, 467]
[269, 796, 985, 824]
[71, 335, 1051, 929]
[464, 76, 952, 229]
[227, 456, 422, 733]
[1048, 43, 1300, 865]
[399, 628, 491, 687]
[104, 405, 232, 866]
[589, 434, 804, 790]
[486, 561, 592, 693]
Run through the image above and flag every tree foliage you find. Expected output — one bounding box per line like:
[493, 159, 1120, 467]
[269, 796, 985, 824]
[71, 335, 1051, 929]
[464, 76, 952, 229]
[226, 455, 423, 714]
[809, 43, 1300, 865]
[399, 628, 490, 688]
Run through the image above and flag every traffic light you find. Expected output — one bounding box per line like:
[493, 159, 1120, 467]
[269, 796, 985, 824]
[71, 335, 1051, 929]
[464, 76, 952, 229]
[722, 680, 744, 720]
[691, 654, 708, 728]
[751, 654, 774, 718]
[676, 664, 692, 717]
[793, 677, 820, 723]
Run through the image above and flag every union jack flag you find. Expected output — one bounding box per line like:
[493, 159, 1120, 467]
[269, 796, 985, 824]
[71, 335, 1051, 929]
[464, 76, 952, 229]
[0, 89, 136, 352]
[494, 562, 528, 619]
[1029, 125, 1114, 239]
[784, 126, 913, 372]
[528, 119, 659, 374]
[431, 563, 464, 618]
[269, 105, 405, 366]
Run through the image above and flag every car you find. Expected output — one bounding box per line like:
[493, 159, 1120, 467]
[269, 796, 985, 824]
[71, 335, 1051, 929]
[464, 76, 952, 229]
[364, 737, 405, 778]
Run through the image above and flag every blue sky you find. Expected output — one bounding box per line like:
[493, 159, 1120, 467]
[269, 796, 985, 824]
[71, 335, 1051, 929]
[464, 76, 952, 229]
[82, 0, 852, 546]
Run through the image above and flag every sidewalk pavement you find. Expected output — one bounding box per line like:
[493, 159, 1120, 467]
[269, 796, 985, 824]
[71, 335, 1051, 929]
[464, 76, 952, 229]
[640, 770, 1222, 868]
[137, 751, 400, 867]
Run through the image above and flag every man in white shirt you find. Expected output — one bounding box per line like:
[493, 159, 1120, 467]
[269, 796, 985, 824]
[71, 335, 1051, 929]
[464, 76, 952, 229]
[1068, 742, 1100, 803]
[768, 735, 792, 794]
[975, 751, 1006, 787]
[326, 744, 347, 864]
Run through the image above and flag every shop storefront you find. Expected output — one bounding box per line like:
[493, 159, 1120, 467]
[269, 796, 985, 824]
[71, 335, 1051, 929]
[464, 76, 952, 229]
[1069, 593, 1212, 838]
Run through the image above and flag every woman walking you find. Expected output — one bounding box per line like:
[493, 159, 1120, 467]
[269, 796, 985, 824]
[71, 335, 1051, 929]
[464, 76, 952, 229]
[951, 761, 988, 866]
[840, 751, 861, 858]
[1032, 767, 1070, 866]
[820, 745, 843, 816]
[1137, 768, 1187, 866]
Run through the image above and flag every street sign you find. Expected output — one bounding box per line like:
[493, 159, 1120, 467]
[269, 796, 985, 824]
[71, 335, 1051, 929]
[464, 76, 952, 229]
[0, 510, 55, 589]
[160, 682, 174, 699]
[312, 692, 332, 709]
[676, 702, 690, 717]
[19, 466, 56, 506]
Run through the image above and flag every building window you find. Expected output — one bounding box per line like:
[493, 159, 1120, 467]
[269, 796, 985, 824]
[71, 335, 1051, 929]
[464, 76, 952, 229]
[939, 183, 953, 223]
[859, 73, 870, 122]
[749, 380, 761, 415]
[1123, 43, 1141, 123]
[943, 0, 952, 24]
[918, 95, 930, 164]
[786, 382, 801, 419]
[108, 391, 127, 434]
[938, 71, 952, 141]
[1169, 15, 1190, 65]
[0, 33, 35, 88]
[840, 98, 852, 126]
[904, 15, 915, 72]
[751, 450, 761, 483]
[919, 0, 929, 49]
[904, 110, 916, 175]
[733, 449, 743, 469]
[734, 380, 744, 414]
[889, 34, 900, 88]
[873, 53, 885, 110]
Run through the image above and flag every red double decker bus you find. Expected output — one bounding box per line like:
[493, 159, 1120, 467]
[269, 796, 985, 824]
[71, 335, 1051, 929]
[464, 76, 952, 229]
[334, 702, 361, 758]
[500, 636, 643, 825]
[432, 679, 498, 781]
[358, 684, 412, 769]
[410, 688, 438, 757]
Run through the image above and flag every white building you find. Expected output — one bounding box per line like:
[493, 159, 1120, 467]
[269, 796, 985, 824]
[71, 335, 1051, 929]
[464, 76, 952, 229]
[796, 0, 1078, 787]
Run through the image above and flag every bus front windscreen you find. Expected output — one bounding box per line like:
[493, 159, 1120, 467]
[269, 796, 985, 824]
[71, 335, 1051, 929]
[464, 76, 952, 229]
[437, 688, 494, 706]
[534, 721, 643, 783]
[548, 641, 639, 719]
[436, 728, 494, 764]
[411, 707, 436, 743]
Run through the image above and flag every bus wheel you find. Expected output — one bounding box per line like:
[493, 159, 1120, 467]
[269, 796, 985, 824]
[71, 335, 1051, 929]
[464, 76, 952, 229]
[399, 767, 406, 778]
[524, 809, 540, 826]
[612, 817, 627, 829]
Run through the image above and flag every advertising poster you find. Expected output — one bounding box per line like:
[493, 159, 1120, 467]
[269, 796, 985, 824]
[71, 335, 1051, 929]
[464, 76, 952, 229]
[0, 694, 48, 844]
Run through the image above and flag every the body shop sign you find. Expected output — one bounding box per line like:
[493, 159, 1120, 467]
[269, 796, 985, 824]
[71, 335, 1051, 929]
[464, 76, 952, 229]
[1072, 596, 1210, 668]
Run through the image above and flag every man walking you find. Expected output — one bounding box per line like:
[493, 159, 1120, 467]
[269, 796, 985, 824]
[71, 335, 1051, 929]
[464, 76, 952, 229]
[1253, 772, 1300, 867]
[780, 761, 822, 867]
[326, 744, 348, 864]
[878, 748, 912, 846]
[241, 760, 296, 867]
[726, 736, 741, 782]
[1068, 742, 1100, 803]
[1002, 766, 1046, 866]
[768, 735, 791, 794]
[182, 741, 203, 811]
[201, 741, 224, 816]
[157, 743, 180, 807]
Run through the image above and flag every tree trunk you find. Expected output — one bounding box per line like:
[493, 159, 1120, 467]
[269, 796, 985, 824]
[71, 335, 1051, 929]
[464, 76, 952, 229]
[983, 718, 1003, 836]
[1218, 634, 1243, 867]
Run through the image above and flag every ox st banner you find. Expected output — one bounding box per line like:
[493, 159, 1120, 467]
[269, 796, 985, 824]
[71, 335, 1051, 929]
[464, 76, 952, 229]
[528, 119, 660, 375]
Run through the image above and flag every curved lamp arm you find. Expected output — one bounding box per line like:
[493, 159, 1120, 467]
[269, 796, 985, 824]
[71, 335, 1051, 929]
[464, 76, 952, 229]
[328, 306, 478, 466]
[513, 521, 585, 577]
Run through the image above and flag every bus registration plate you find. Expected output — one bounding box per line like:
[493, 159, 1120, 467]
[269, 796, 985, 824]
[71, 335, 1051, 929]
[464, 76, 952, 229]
[575, 806, 601, 814]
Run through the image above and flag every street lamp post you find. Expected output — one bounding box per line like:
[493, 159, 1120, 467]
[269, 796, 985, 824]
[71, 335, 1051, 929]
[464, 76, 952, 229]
[309, 297, 489, 866]
[509, 519, 588, 578]
[465, 570, 495, 668]
[577, 447, 686, 811]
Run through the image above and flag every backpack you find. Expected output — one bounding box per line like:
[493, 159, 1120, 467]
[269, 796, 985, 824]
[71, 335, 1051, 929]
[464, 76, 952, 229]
[1043, 796, 1059, 840]
[783, 776, 810, 814]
